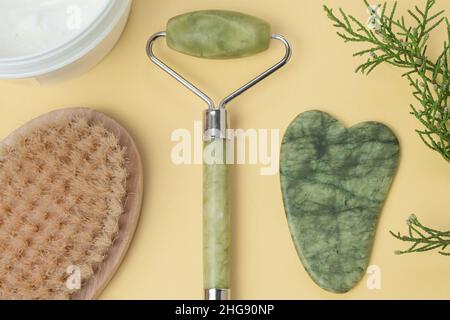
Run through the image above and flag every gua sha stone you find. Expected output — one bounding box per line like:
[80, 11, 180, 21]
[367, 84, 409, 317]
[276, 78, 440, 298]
[280, 110, 400, 293]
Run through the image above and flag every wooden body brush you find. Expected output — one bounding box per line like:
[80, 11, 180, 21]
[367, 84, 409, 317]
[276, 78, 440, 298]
[0, 108, 143, 300]
[147, 10, 291, 300]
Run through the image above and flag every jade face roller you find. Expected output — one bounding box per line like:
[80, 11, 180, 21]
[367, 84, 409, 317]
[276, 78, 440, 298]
[146, 10, 291, 300]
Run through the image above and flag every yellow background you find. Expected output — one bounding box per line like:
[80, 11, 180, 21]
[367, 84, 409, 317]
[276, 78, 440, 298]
[1, 0, 450, 299]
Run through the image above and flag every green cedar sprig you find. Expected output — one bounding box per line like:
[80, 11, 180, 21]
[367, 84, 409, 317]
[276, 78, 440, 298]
[324, 0, 450, 162]
[391, 214, 450, 255]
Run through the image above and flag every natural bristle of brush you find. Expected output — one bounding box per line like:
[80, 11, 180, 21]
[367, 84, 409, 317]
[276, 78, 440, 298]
[0, 115, 128, 300]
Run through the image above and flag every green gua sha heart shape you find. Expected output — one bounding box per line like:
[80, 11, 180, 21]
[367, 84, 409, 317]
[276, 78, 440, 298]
[280, 110, 400, 294]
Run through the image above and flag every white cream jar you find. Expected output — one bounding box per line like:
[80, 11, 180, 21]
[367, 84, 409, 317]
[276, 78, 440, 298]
[0, 0, 132, 82]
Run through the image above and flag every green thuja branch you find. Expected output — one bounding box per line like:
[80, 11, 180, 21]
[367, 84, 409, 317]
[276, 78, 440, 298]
[391, 215, 450, 255]
[324, 0, 450, 163]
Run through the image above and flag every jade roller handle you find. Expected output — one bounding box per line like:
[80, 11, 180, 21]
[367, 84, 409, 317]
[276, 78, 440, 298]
[203, 109, 230, 300]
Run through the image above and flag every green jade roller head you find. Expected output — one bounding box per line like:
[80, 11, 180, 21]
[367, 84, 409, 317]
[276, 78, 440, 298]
[166, 10, 272, 60]
[146, 10, 291, 301]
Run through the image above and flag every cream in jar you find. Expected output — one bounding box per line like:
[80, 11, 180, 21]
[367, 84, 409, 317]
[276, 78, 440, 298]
[0, 0, 110, 59]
